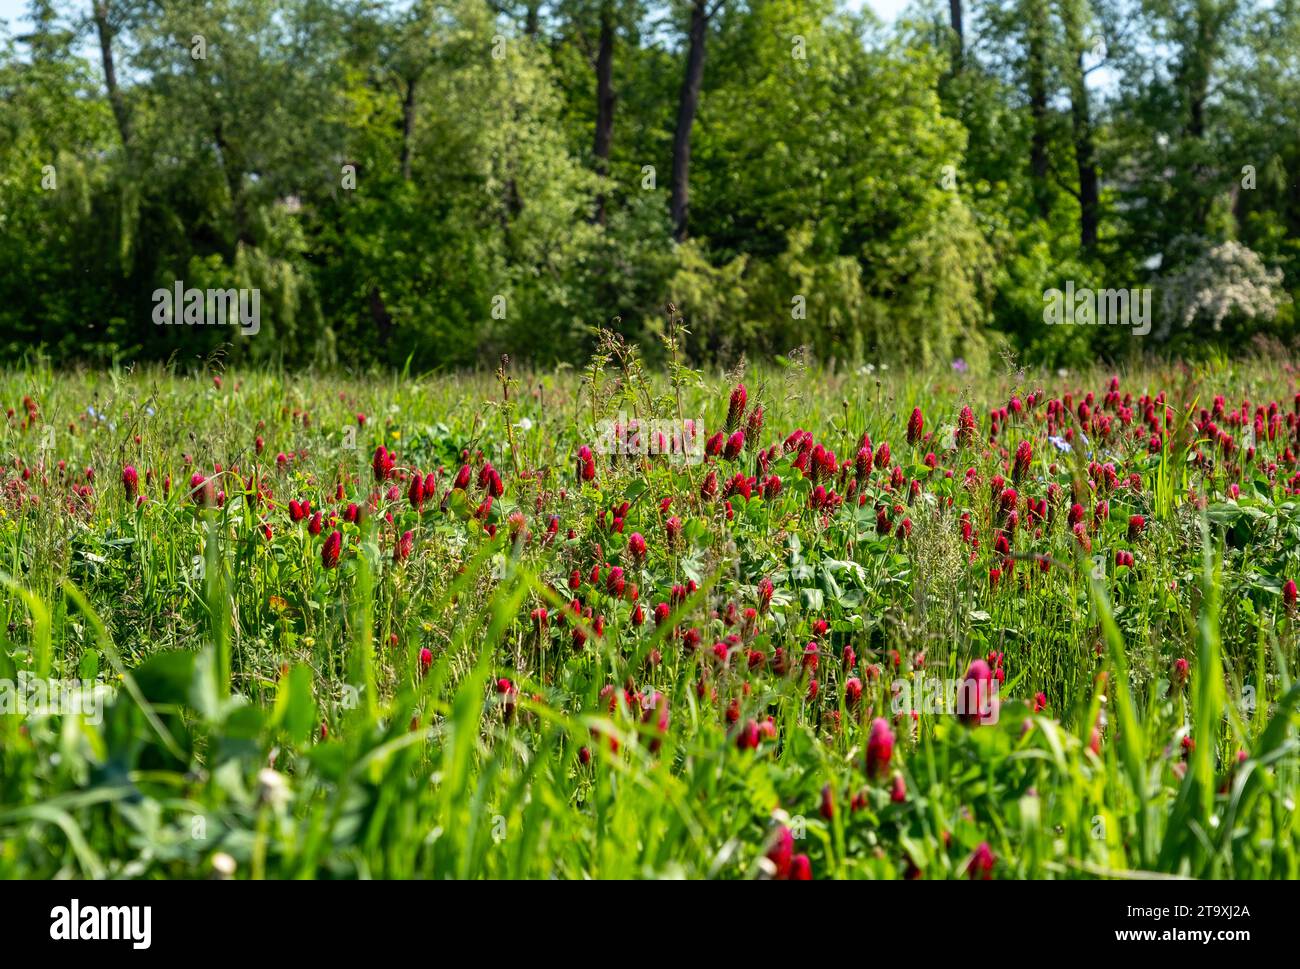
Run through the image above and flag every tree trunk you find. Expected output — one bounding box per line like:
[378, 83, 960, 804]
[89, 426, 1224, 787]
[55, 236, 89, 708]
[1026, 4, 1051, 220]
[949, 0, 963, 66]
[593, 7, 615, 225]
[213, 121, 253, 248]
[670, 0, 711, 242]
[368, 285, 394, 346]
[92, 2, 130, 149]
[1061, 5, 1099, 251]
[1069, 55, 1099, 250]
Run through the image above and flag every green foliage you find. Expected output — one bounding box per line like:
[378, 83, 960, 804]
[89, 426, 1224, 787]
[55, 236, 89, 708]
[0, 0, 1298, 366]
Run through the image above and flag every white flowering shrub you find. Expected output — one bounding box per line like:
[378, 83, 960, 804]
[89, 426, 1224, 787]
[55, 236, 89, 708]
[1157, 240, 1291, 340]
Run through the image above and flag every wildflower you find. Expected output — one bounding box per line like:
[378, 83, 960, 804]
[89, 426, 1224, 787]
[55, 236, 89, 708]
[967, 842, 995, 880]
[957, 659, 997, 726]
[189, 472, 213, 506]
[766, 826, 793, 878]
[322, 529, 342, 569]
[845, 677, 863, 708]
[890, 773, 907, 803]
[744, 405, 764, 447]
[121, 465, 139, 501]
[1013, 440, 1032, 482]
[958, 406, 976, 447]
[394, 529, 414, 562]
[606, 566, 626, 598]
[373, 446, 395, 481]
[907, 408, 924, 446]
[726, 384, 747, 432]
[496, 678, 517, 722]
[628, 532, 647, 565]
[866, 717, 894, 777]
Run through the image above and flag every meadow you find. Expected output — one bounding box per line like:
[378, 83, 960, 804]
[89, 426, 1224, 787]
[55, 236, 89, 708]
[2, 338, 1299, 879]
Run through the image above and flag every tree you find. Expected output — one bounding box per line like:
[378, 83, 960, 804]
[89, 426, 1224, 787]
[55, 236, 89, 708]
[670, 0, 723, 241]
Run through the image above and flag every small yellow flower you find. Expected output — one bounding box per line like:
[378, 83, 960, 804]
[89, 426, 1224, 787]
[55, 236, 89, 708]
[390, 430, 401, 441]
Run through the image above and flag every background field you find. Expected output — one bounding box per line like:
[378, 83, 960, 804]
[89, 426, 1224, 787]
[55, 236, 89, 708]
[2, 347, 1298, 878]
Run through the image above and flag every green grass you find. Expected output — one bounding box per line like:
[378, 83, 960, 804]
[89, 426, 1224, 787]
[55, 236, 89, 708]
[1, 349, 1298, 878]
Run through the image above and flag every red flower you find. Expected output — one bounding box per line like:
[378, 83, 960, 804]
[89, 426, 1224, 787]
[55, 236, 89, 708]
[576, 445, 596, 483]
[766, 825, 793, 878]
[737, 718, 761, 750]
[855, 446, 873, 480]
[957, 659, 997, 726]
[789, 855, 812, 880]
[700, 469, 719, 500]
[418, 646, 432, 674]
[724, 430, 745, 461]
[845, 677, 863, 708]
[866, 716, 894, 778]
[122, 465, 139, 501]
[394, 529, 413, 562]
[907, 407, 923, 446]
[890, 773, 907, 803]
[819, 784, 835, 820]
[628, 532, 647, 564]
[967, 842, 996, 880]
[496, 677, 517, 721]
[1128, 514, 1146, 539]
[322, 529, 342, 569]
[188, 472, 213, 506]
[726, 384, 747, 432]
[1285, 579, 1298, 611]
[665, 516, 682, 548]
[1013, 440, 1032, 482]
[372, 446, 395, 482]
[606, 566, 626, 598]
[744, 405, 764, 447]
[407, 473, 424, 511]
[958, 405, 976, 447]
